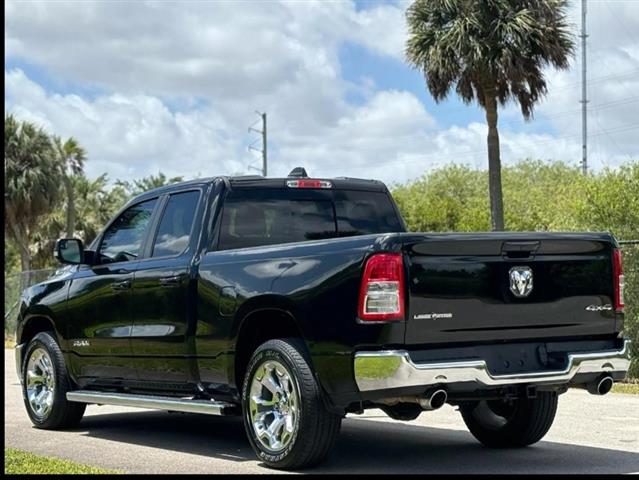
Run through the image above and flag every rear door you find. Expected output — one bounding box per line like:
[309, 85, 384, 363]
[403, 233, 619, 346]
[128, 189, 203, 385]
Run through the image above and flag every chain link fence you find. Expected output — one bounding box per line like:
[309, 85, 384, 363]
[4, 269, 56, 342]
[619, 241, 638, 379]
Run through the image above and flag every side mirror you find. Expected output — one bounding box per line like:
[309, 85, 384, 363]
[54, 238, 84, 265]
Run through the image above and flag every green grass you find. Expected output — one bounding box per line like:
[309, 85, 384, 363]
[4, 448, 119, 475]
[612, 382, 639, 395]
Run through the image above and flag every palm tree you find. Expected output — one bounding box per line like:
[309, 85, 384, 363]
[53, 136, 86, 237]
[5, 115, 63, 271]
[406, 0, 574, 230]
[30, 173, 130, 269]
[73, 173, 128, 245]
[115, 172, 184, 198]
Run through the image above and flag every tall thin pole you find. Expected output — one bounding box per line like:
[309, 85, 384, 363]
[262, 113, 267, 177]
[580, 0, 588, 175]
[248, 111, 267, 177]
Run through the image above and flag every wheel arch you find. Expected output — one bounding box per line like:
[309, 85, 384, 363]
[18, 309, 62, 348]
[16, 308, 64, 372]
[231, 295, 309, 393]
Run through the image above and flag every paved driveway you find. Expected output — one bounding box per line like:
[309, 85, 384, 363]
[5, 350, 639, 474]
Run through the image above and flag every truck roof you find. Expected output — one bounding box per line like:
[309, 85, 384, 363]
[226, 175, 388, 192]
[138, 174, 389, 198]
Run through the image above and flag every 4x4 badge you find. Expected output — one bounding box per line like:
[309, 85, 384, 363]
[585, 304, 613, 311]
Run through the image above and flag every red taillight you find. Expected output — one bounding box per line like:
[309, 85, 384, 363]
[613, 249, 625, 312]
[286, 179, 332, 189]
[358, 253, 405, 322]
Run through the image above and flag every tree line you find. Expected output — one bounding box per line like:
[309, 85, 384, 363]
[391, 160, 638, 377]
[392, 160, 638, 240]
[4, 115, 183, 274]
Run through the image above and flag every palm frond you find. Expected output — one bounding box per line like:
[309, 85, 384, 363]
[405, 0, 575, 117]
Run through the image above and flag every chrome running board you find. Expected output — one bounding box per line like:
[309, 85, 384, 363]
[66, 390, 238, 416]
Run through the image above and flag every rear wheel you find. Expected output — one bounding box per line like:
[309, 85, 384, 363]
[460, 392, 558, 448]
[22, 332, 86, 429]
[241, 338, 341, 469]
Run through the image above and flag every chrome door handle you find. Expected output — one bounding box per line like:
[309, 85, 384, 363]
[111, 279, 132, 291]
[159, 275, 184, 287]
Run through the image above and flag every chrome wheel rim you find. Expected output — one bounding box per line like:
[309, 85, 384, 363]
[248, 360, 299, 453]
[26, 348, 55, 419]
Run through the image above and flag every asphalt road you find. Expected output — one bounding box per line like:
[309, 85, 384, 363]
[4, 349, 639, 474]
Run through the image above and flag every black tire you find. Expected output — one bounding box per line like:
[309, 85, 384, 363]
[460, 392, 558, 448]
[21, 332, 86, 429]
[241, 338, 342, 470]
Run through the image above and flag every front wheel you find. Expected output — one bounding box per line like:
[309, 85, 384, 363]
[21, 332, 86, 429]
[460, 392, 558, 448]
[241, 338, 341, 469]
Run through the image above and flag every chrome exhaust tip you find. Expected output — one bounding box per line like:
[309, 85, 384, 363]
[587, 375, 614, 395]
[420, 389, 447, 410]
[597, 376, 614, 395]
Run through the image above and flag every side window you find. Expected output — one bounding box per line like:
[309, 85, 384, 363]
[152, 190, 200, 257]
[99, 199, 157, 263]
[334, 191, 403, 236]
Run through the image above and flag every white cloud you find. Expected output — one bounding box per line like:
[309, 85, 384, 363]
[5, 1, 381, 98]
[5, 68, 241, 181]
[4, 0, 638, 189]
[347, 0, 408, 60]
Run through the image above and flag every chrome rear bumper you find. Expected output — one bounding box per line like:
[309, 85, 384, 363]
[354, 339, 631, 392]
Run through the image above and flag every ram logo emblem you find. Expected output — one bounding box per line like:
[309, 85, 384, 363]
[509, 266, 533, 298]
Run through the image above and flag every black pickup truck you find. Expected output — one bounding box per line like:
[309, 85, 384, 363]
[15, 169, 630, 469]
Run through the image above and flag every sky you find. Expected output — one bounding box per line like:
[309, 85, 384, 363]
[5, 0, 639, 186]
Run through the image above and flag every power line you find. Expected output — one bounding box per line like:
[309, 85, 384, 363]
[498, 97, 639, 131]
[550, 68, 639, 90]
[282, 103, 639, 152]
[411, 69, 639, 125]
[403, 69, 639, 123]
[604, 1, 639, 47]
[313, 123, 639, 171]
[593, 108, 635, 164]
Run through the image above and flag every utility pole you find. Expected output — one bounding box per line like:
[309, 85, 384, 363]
[580, 0, 588, 175]
[248, 111, 267, 177]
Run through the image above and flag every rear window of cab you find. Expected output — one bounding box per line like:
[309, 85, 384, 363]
[216, 188, 402, 250]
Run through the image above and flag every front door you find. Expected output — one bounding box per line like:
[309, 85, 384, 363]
[66, 197, 159, 383]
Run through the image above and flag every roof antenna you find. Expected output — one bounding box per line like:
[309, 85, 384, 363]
[288, 167, 308, 178]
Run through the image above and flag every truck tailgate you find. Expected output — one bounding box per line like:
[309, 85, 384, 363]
[402, 233, 619, 346]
